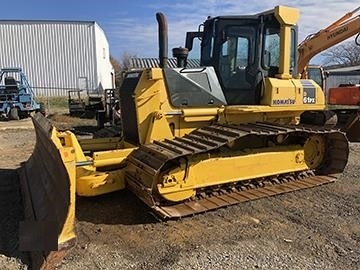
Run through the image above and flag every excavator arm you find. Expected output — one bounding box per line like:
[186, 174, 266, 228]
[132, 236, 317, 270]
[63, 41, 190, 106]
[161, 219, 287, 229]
[298, 6, 360, 78]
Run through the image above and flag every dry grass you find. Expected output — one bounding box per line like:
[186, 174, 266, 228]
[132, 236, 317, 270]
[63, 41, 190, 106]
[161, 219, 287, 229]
[47, 113, 74, 123]
[47, 111, 97, 130]
[37, 96, 68, 114]
[37, 96, 67, 108]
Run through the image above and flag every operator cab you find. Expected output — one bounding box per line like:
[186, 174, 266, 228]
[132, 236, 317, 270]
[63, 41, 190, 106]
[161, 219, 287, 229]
[184, 12, 298, 105]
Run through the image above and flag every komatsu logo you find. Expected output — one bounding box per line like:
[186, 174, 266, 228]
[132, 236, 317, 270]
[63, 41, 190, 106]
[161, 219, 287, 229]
[272, 99, 296, 105]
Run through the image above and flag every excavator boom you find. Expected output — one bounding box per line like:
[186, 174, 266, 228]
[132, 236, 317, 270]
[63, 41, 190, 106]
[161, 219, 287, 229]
[298, 6, 360, 143]
[298, 6, 360, 78]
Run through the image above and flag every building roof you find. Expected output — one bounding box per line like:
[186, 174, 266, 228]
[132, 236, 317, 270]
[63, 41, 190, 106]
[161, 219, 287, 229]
[325, 65, 360, 72]
[130, 58, 200, 69]
[0, 20, 95, 25]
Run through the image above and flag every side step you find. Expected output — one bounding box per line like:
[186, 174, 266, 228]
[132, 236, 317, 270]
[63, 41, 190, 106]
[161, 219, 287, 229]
[152, 173, 337, 218]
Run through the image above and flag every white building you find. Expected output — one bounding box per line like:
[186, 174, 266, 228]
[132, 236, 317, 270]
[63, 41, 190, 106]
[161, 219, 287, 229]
[0, 20, 114, 96]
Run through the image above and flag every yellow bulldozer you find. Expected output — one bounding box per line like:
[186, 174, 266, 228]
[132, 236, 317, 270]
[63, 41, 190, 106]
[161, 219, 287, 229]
[19, 5, 350, 269]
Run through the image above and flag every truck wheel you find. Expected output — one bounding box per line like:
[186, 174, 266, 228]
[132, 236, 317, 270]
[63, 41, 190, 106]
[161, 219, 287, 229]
[323, 110, 337, 127]
[8, 108, 19, 120]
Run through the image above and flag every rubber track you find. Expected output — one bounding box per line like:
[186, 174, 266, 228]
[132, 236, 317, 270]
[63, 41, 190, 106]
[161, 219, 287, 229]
[125, 122, 349, 218]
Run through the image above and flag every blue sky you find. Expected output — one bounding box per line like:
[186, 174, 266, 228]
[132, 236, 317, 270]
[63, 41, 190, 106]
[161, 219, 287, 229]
[2, 0, 359, 64]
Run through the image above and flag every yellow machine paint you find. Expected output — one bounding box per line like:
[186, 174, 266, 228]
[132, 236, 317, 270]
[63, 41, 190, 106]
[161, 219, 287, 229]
[19, 5, 349, 269]
[53, 70, 328, 198]
[49, 129, 76, 246]
[156, 145, 309, 202]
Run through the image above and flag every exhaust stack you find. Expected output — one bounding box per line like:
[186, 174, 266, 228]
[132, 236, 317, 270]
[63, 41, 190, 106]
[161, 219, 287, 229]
[172, 47, 189, 68]
[156, 12, 168, 68]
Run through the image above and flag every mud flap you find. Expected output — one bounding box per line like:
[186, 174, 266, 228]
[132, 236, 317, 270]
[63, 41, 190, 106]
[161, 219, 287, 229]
[342, 111, 360, 142]
[18, 113, 76, 269]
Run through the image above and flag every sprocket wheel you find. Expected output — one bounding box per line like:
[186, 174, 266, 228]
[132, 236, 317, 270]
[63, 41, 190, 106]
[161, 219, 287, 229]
[304, 134, 326, 169]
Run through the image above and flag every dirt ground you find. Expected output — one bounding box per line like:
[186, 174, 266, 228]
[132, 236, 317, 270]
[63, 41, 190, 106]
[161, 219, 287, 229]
[0, 114, 359, 270]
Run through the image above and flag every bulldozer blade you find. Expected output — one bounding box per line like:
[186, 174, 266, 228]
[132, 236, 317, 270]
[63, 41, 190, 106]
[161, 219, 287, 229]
[18, 113, 76, 270]
[342, 111, 360, 142]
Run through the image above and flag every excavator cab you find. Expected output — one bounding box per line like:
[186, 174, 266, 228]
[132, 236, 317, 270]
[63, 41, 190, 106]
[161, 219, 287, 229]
[307, 65, 326, 89]
[185, 8, 298, 105]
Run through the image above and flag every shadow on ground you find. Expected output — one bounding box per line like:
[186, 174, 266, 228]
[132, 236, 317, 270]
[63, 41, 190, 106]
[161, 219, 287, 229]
[0, 168, 158, 269]
[0, 168, 30, 266]
[75, 189, 158, 225]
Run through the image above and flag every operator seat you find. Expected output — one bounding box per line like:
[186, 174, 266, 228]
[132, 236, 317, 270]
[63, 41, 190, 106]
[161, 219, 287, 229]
[4, 77, 19, 94]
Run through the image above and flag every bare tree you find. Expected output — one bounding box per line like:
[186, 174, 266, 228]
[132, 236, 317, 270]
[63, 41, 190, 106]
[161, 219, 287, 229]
[321, 39, 360, 67]
[110, 55, 123, 88]
[121, 52, 137, 71]
[110, 52, 137, 88]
